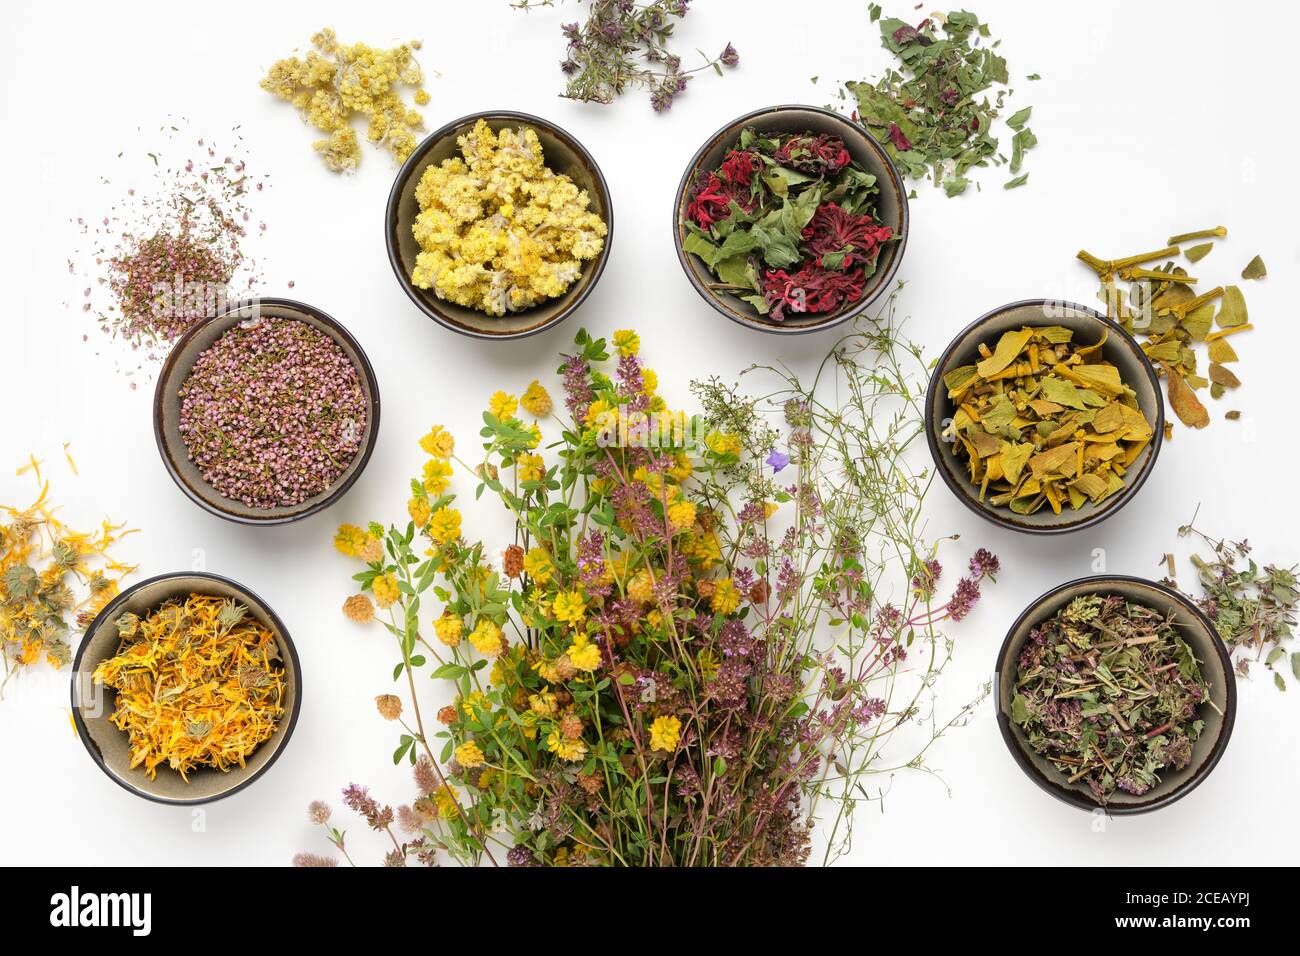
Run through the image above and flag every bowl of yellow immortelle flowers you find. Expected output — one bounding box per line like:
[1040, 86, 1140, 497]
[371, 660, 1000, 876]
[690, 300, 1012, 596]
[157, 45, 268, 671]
[385, 112, 613, 340]
[307, 313, 1000, 868]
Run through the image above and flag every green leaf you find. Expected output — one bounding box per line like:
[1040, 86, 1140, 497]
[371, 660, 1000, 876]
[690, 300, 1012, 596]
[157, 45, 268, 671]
[1006, 106, 1032, 131]
[1010, 693, 1030, 723]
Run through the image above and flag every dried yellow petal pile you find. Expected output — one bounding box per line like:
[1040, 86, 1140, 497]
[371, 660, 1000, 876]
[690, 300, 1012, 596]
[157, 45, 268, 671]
[93, 594, 285, 780]
[942, 326, 1153, 515]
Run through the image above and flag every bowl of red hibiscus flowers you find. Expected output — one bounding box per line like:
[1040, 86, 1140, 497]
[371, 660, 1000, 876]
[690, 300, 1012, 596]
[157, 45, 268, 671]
[674, 104, 909, 334]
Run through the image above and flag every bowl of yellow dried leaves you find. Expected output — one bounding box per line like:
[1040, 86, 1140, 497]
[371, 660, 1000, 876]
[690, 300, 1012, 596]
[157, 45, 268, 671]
[926, 300, 1164, 534]
[71, 572, 301, 804]
[386, 111, 613, 340]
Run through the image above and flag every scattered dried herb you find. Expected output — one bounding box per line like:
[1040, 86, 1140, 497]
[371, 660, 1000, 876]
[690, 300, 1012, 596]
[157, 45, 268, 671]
[1171, 518, 1299, 690]
[512, 0, 738, 111]
[94, 594, 285, 779]
[682, 128, 896, 321]
[1241, 255, 1267, 280]
[72, 126, 268, 373]
[1, 460, 136, 698]
[1012, 593, 1213, 804]
[942, 325, 1153, 515]
[1077, 226, 1260, 434]
[177, 317, 367, 509]
[845, 8, 1034, 196]
[260, 28, 431, 172]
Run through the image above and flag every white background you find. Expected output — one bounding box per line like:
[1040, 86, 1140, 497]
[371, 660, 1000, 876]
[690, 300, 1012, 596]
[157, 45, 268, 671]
[2, 0, 1295, 867]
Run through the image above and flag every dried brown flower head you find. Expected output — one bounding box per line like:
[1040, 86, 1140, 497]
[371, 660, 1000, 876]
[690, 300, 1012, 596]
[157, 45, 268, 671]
[558, 712, 584, 740]
[437, 705, 458, 725]
[375, 694, 403, 721]
[503, 544, 525, 578]
[343, 593, 375, 624]
[413, 755, 438, 795]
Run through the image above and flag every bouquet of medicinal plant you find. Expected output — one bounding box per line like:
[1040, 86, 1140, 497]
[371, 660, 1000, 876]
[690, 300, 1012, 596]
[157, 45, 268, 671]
[312, 308, 997, 867]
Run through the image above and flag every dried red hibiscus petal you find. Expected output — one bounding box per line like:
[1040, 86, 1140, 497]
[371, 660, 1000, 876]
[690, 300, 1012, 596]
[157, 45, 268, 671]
[761, 263, 866, 322]
[801, 203, 894, 271]
[687, 171, 731, 229]
[773, 134, 851, 175]
[719, 149, 760, 186]
[887, 122, 913, 152]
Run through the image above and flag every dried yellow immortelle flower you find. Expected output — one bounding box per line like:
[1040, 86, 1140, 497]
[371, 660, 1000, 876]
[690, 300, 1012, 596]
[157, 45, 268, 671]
[260, 27, 431, 172]
[409, 119, 607, 315]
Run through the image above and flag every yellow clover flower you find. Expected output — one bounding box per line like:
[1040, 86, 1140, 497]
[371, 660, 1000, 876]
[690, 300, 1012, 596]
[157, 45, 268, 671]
[516, 452, 545, 483]
[546, 729, 587, 762]
[520, 380, 553, 418]
[427, 506, 462, 543]
[706, 431, 742, 457]
[469, 619, 505, 657]
[524, 547, 554, 584]
[566, 633, 601, 672]
[455, 741, 485, 768]
[710, 577, 741, 615]
[419, 425, 455, 459]
[333, 524, 369, 557]
[612, 329, 640, 356]
[422, 458, 452, 495]
[649, 715, 681, 752]
[667, 500, 696, 533]
[408, 496, 432, 528]
[552, 590, 586, 627]
[372, 573, 401, 609]
[488, 390, 518, 420]
[434, 612, 463, 647]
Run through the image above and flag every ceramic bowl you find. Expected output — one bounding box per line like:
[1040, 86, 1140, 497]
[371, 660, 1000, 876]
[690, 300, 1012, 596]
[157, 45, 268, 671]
[995, 575, 1235, 814]
[70, 572, 302, 805]
[672, 104, 909, 334]
[385, 110, 614, 340]
[154, 297, 380, 525]
[925, 299, 1164, 534]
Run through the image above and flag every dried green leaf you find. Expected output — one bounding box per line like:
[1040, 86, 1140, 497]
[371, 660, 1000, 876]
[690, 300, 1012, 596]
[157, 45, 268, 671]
[1241, 254, 1267, 280]
[1217, 285, 1248, 328]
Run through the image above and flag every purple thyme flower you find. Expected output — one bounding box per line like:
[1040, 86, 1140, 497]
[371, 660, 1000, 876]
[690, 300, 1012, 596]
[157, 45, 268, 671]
[946, 576, 981, 621]
[766, 449, 790, 473]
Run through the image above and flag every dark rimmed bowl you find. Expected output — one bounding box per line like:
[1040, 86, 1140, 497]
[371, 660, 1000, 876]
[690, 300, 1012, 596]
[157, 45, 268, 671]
[154, 297, 380, 525]
[70, 572, 302, 805]
[995, 575, 1235, 814]
[385, 110, 613, 340]
[925, 299, 1164, 534]
[673, 104, 909, 335]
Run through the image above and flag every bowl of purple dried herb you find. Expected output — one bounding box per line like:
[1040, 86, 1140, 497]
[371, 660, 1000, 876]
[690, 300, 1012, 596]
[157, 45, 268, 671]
[995, 575, 1236, 814]
[673, 104, 908, 334]
[154, 297, 380, 525]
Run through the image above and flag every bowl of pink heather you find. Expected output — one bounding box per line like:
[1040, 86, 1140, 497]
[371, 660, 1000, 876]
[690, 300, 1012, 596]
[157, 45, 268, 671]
[153, 297, 380, 524]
